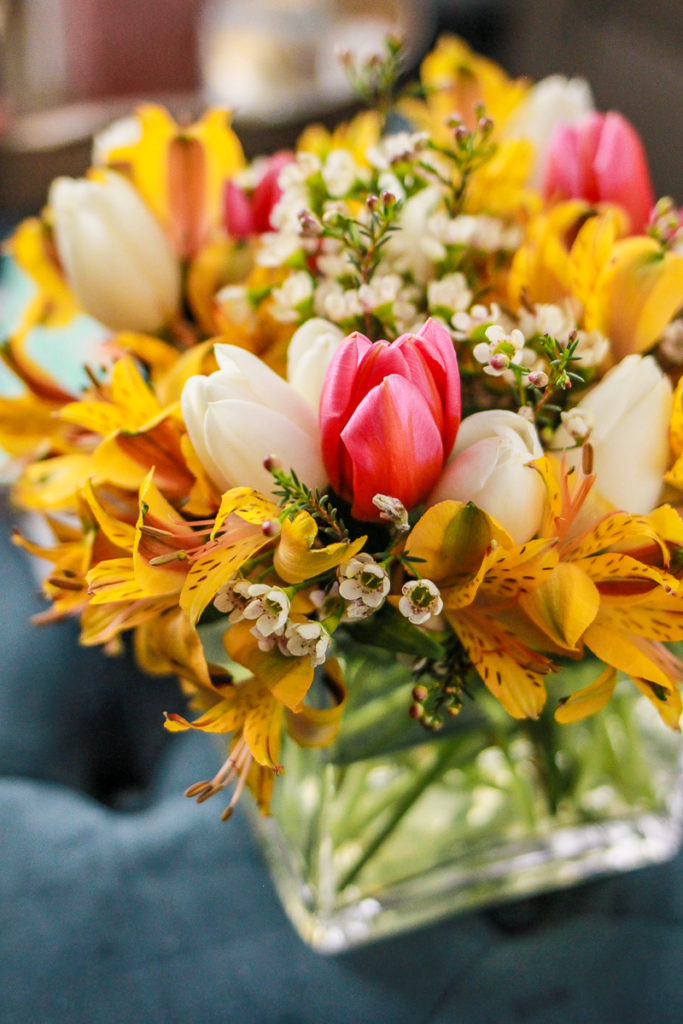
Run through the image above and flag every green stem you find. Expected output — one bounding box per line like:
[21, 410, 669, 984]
[336, 738, 464, 892]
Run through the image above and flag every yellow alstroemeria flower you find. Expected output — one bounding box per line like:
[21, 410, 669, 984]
[273, 511, 366, 585]
[58, 355, 201, 507]
[165, 644, 346, 816]
[530, 455, 683, 727]
[404, 500, 559, 719]
[508, 201, 627, 312]
[95, 105, 246, 259]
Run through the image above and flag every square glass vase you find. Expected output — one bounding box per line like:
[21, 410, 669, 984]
[247, 647, 683, 952]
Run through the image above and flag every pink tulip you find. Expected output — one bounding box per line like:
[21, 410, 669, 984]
[319, 319, 461, 520]
[542, 112, 655, 233]
[223, 151, 293, 240]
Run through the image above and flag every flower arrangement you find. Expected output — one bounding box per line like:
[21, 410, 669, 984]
[2, 33, 683, 858]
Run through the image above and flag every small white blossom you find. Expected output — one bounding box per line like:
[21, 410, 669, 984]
[318, 286, 363, 323]
[357, 273, 402, 313]
[452, 302, 506, 338]
[572, 329, 610, 369]
[322, 150, 359, 197]
[338, 553, 390, 611]
[257, 230, 304, 267]
[474, 325, 526, 377]
[427, 273, 473, 315]
[560, 407, 594, 441]
[270, 271, 314, 322]
[213, 578, 253, 622]
[214, 284, 253, 326]
[242, 584, 290, 638]
[283, 620, 331, 666]
[367, 131, 428, 170]
[398, 579, 443, 625]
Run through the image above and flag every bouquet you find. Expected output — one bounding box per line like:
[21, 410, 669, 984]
[2, 35, 683, 895]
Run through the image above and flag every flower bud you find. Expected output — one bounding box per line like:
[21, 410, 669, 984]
[49, 171, 180, 332]
[552, 355, 672, 513]
[428, 410, 545, 544]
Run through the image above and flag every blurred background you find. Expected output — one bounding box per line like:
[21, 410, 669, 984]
[0, 0, 681, 213]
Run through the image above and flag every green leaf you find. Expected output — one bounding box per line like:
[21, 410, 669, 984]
[345, 603, 445, 659]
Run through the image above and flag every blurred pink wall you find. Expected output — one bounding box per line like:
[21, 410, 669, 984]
[63, 0, 204, 98]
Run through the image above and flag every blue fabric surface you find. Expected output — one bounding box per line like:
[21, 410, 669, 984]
[2, 499, 683, 1023]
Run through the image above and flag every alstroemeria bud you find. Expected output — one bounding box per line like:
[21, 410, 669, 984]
[319, 319, 461, 520]
[286, 318, 346, 411]
[542, 112, 655, 233]
[552, 355, 672, 513]
[181, 344, 327, 496]
[428, 410, 545, 544]
[49, 171, 181, 332]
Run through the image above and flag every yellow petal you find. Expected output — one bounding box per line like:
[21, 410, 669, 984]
[520, 562, 600, 650]
[449, 611, 550, 719]
[630, 676, 682, 730]
[133, 607, 212, 691]
[406, 501, 505, 586]
[569, 209, 624, 330]
[163, 677, 271, 735]
[555, 664, 617, 723]
[243, 696, 283, 769]
[583, 619, 675, 689]
[79, 594, 175, 645]
[273, 512, 366, 585]
[597, 237, 683, 358]
[285, 658, 348, 748]
[13, 454, 95, 511]
[83, 478, 136, 552]
[224, 620, 313, 712]
[86, 557, 148, 604]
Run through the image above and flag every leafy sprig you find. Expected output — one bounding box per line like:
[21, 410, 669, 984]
[422, 106, 496, 215]
[339, 36, 404, 126]
[268, 465, 349, 541]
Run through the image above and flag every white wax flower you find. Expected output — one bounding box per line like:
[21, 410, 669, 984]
[503, 74, 595, 187]
[552, 355, 673, 513]
[429, 410, 546, 544]
[286, 318, 345, 411]
[181, 344, 327, 496]
[49, 171, 180, 333]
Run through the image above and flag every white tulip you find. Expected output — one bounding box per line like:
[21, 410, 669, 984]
[552, 355, 673, 513]
[428, 410, 545, 544]
[286, 318, 345, 411]
[182, 344, 327, 496]
[503, 74, 594, 188]
[49, 171, 180, 332]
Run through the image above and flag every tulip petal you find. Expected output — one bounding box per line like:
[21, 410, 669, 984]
[203, 399, 327, 495]
[213, 344, 319, 438]
[341, 375, 444, 519]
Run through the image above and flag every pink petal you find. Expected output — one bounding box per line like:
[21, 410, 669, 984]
[340, 374, 444, 519]
[251, 151, 294, 234]
[223, 180, 254, 240]
[414, 318, 461, 452]
[593, 112, 655, 233]
[319, 332, 373, 493]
